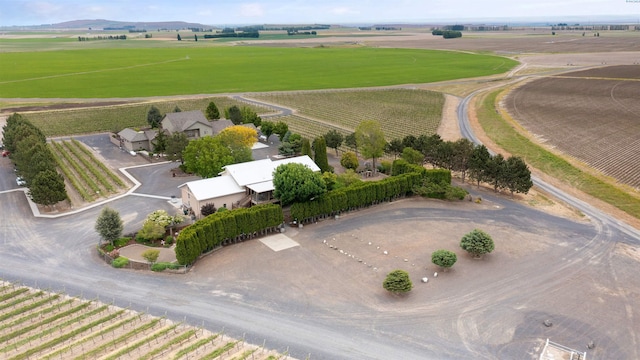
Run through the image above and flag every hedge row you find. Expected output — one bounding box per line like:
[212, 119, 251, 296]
[175, 204, 283, 265]
[290, 172, 423, 223]
[391, 159, 451, 184]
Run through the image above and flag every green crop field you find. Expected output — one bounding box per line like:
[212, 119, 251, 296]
[0, 46, 516, 98]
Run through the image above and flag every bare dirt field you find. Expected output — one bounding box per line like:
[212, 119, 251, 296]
[504, 65, 640, 189]
[189, 194, 639, 359]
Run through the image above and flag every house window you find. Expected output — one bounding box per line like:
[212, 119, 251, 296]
[223, 204, 226, 208]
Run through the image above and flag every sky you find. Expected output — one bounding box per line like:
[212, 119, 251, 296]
[2, 0, 639, 26]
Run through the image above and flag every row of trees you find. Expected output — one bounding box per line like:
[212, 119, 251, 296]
[175, 204, 283, 265]
[2, 113, 68, 206]
[431, 29, 462, 38]
[388, 134, 532, 197]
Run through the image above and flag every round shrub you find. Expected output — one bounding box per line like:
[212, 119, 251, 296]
[111, 256, 129, 268]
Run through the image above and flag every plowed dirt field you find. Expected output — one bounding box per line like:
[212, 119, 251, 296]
[505, 65, 640, 189]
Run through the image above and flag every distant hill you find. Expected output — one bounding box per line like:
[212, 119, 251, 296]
[41, 19, 214, 31]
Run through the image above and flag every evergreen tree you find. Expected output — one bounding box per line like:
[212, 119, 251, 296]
[227, 105, 243, 125]
[460, 229, 495, 258]
[205, 101, 220, 120]
[486, 153, 506, 192]
[503, 156, 533, 197]
[147, 106, 163, 128]
[431, 249, 457, 270]
[451, 138, 475, 181]
[313, 136, 332, 173]
[468, 144, 491, 188]
[383, 270, 413, 294]
[301, 138, 312, 157]
[29, 169, 67, 207]
[95, 207, 123, 246]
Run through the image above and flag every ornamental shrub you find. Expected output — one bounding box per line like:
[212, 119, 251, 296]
[112, 257, 129, 268]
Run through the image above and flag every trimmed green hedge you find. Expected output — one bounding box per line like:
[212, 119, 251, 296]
[175, 204, 283, 265]
[290, 172, 423, 223]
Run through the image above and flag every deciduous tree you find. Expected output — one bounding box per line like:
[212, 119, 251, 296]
[273, 163, 326, 206]
[95, 207, 123, 246]
[274, 121, 289, 141]
[218, 125, 257, 148]
[323, 129, 344, 156]
[345, 132, 358, 157]
[183, 137, 238, 178]
[340, 151, 359, 170]
[401, 147, 423, 165]
[383, 269, 413, 294]
[166, 132, 189, 164]
[260, 121, 275, 141]
[385, 138, 404, 159]
[355, 120, 386, 172]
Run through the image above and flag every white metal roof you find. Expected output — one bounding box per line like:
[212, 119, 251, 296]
[222, 155, 320, 187]
[246, 180, 274, 193]
[178, 175, 244, 201]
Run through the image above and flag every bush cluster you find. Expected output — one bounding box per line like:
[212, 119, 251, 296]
[175, 204, 283, 265]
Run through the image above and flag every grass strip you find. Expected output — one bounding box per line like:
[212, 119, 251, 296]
[40, 310, 131, 360]
[0, 302, 91, 345]
[72, 317, 161, 360]
[48, 143, 95, 201]
[71, 138, 126, 187]
[171, 334, 219, 360]
[201, 341, 238, 360]
[0, 288, 29, 303]
[61, 141, 114, 193]
[51, 141, 101, 194]
[102, 323, 179, 360]
[0, 295, 62, 328]
[0, 291, 44, 312]
[478, 89, 640, 220]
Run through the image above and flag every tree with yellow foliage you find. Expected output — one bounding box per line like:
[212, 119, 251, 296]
[218, 125, 257, 148]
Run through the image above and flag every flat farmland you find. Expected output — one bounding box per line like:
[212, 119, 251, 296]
[505, 65, 640, 189]
[0, 46, 516, 98]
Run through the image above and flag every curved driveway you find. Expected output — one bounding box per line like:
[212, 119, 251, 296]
[0, 93, 638, 359]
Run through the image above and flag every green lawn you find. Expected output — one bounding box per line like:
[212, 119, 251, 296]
[0, 46, 516, 98]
